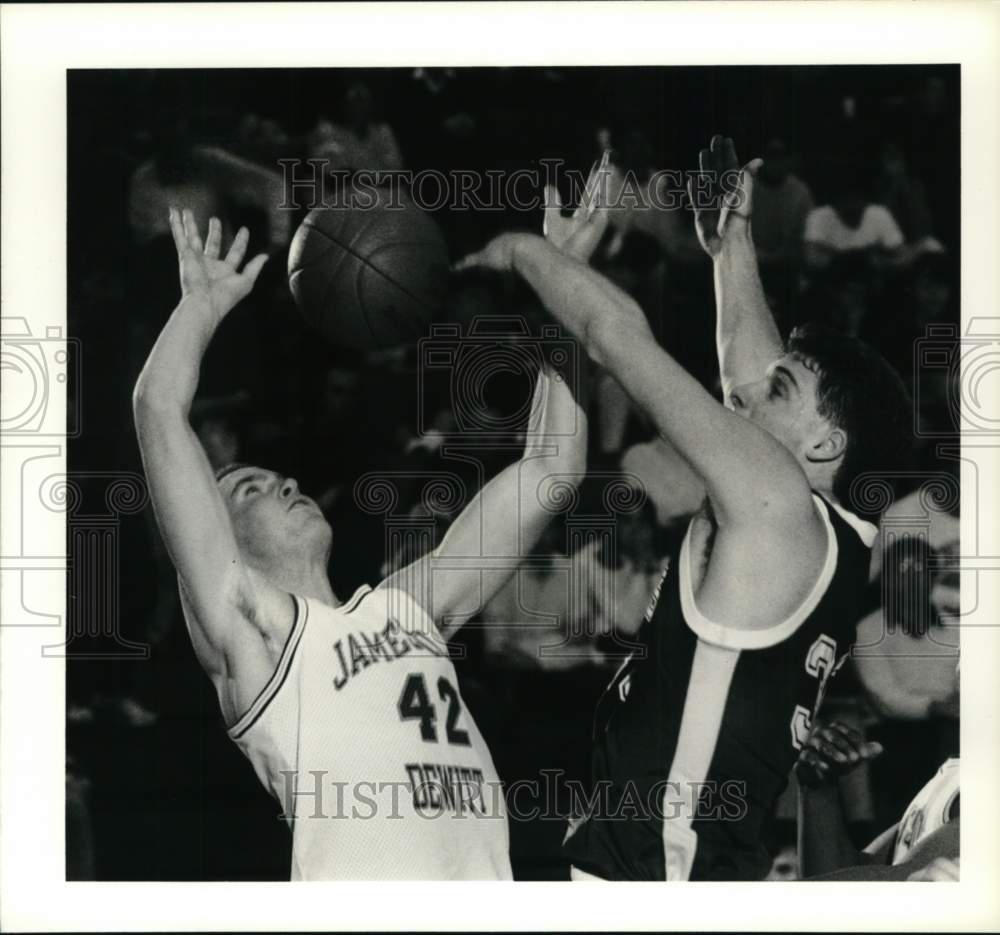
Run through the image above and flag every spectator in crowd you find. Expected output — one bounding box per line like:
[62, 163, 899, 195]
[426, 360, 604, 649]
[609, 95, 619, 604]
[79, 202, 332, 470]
[66, 755, 96, 880]
[905, 251, 955, 325]
[794, 673, 959, 881]
[583, 497, 668, 648]
[804, 172, 905, 272]
[478, 481, 663, 669]
[480, 535, 606, 672]
[854, 537, 960, 721]
[307, 80, 404, 173]
[468, 486, 663, 879]
[597, 156, 720, 385]
[906, 74, 960, 249]
[852, 486, 960, 826]
[235, 112, 293, 166]
[873, 140, 936, 246]
[752, 139, 815, 270]
[751, 139, 815, 330]
[805, 252, 875, 338]
[625, 169, 706, 267]
[128, 120, 292, 250]
[863, 251, 957, 396]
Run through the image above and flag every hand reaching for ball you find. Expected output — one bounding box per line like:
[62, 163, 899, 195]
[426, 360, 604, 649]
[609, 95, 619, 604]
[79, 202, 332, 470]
[452, 231, 531, 274]
[690, 135, 763, 258]
[169, 208, 269, 320]
[455, 151, 613, 274]
[543, 150, 611, 263]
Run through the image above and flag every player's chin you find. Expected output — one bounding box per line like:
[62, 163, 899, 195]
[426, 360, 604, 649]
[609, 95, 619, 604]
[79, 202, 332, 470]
[306, 512, 334, 544]
[297, 508, 330, 532]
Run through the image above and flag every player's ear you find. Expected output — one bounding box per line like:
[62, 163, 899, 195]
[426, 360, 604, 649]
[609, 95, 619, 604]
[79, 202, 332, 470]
[805, 425, 847, 466]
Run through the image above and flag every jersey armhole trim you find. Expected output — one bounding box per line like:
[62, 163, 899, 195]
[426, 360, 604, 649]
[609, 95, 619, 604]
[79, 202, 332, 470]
[228, 593, 308, 740]
[678, 494, 837, 650]
[341, 584, 373, 614]
[825, 499, 878, 547]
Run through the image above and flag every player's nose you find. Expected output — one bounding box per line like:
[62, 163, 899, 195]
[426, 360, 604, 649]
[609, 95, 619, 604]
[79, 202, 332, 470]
[731, 377, 766, 413]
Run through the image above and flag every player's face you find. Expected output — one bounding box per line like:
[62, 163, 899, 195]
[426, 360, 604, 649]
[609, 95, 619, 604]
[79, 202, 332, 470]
[219, 467, 330, 561]
[729, 355, 836, 464]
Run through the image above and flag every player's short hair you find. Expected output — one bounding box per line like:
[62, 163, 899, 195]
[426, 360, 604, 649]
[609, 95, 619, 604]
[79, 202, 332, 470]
[787, 324, 912, 513]
[593, 496, 662, 574]
[214, 462, 251, 485]
[519, 476, 662, 576]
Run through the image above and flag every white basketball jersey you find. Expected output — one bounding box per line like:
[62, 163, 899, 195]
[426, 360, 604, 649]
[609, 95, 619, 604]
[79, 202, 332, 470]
[892, 758, 959, 865]
[227, 584, 511, 880]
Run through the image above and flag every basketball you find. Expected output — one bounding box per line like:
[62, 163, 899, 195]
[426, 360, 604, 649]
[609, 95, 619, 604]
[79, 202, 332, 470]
[287, 187, 450, 350]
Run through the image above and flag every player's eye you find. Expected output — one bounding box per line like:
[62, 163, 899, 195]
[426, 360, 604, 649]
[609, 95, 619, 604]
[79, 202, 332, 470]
[767, 377, 785, 400]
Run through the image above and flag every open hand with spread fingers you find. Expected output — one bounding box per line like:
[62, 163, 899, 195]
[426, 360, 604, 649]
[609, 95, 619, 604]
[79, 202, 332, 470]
[794, 721, 884, 789]
[168, 207, 269, 321]
[455, 151, 613, 274]
[543, 149, 612, 264]
[689, 134, 763, 258]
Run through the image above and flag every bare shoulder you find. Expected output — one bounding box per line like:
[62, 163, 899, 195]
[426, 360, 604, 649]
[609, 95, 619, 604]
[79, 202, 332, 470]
[715, 483, 828, 558]
[179, 568, 298, 725]
[240, 566, 300, 651]
[696, 494, 831, 632]
[376, 558, 431, 615]
[179, 564, 295, 655]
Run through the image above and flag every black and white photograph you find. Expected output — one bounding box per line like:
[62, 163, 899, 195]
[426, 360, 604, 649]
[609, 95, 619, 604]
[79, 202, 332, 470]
[2, 3, 999, 931]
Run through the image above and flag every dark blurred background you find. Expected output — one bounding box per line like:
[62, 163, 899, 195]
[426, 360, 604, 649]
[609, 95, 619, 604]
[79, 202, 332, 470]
[65, 65, 961, 882]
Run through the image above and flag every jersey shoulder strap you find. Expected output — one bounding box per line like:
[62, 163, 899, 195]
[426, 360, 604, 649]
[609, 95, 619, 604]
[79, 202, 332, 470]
[228, 592, 309, 740]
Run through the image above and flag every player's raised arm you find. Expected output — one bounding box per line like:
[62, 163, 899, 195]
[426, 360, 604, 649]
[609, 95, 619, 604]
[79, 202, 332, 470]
[382, 362, 586, 640]
[690, 135, 784, 402]
[132, 210, 269, 661]
[455, 229, 814, 528]
[381, 164, 608, 638]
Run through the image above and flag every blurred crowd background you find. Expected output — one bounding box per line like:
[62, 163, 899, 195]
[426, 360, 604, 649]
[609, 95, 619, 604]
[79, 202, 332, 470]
[66, 66, 960, 881]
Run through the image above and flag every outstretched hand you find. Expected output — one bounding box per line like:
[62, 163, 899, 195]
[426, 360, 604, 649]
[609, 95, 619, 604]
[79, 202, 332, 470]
[454, 151, 613, 274]
[794, 721, 884, 789]
[544, 150, 611, 263]
[452, 231, 532, 274]
[689, 135, 763, 258]
[169, 208, 269, 319]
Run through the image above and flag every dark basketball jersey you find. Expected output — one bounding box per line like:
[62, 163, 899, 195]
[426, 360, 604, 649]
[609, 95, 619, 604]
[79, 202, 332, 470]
[563, 494, 878, 881]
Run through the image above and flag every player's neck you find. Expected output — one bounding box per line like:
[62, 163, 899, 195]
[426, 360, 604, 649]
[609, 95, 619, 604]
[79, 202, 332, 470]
[801, 461, 838, 506]
[261, 555, 339, 607]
